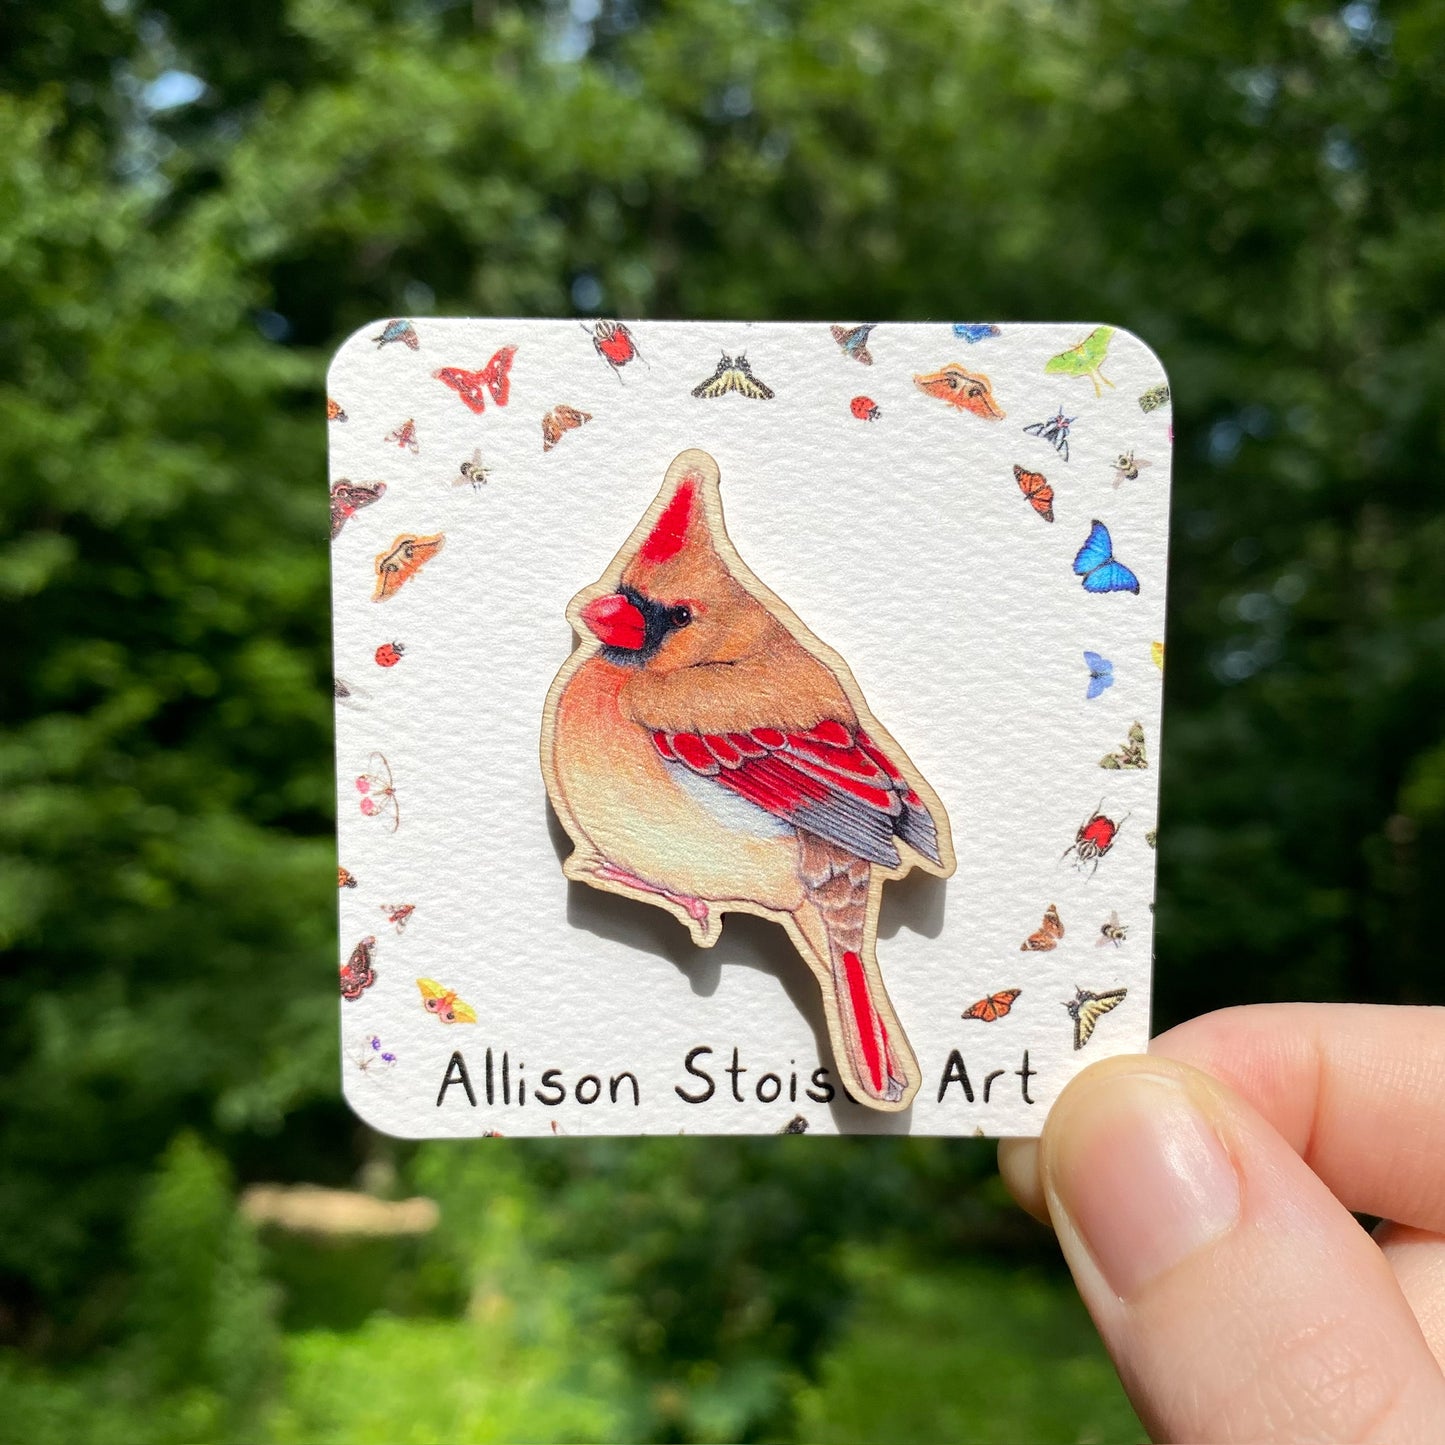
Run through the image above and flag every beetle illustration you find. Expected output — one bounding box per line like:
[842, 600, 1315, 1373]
[1062, 800, 1128, 875]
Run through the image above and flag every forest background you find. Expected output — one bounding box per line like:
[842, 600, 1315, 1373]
[3, 0, 1443, 1440]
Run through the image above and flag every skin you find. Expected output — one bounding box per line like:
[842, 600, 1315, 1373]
[998, 1004, 1445, 1443]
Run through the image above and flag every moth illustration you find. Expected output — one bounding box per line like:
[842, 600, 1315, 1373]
[1073, 520, 1140, 595]
[373, 319, 419, 350]
[1045, 326, 1115, 397]
[962, 988, 1022, 1022]
[691, 353, 776, 401]
[1020, 903, 1064, 952]
[1151, 640, 1165, 671]
[779, 1115, 810, 1134]
[1022, 407, 1075, 461]
[372, 533, 445, 602]
[329, 480, 386, 540]
[1139, 383, 1171, 413]
[382, 903, 415, 933]
[417, 978, 477, 1025]
[913, 364, 1004, 420]
[356, 752, 399, 832]
[1100, 721, 1147, 770]
[1064, 985, 1127, 1050]
[353, 1033, 397, 1076]
[434, 346, 515, 414]
[830, 323, 876, 365]
[340, 936, 378, 1000]
[338, 866, 359, 889]
[541, 405, 592, 452]
[1013, 464, 1054, 522]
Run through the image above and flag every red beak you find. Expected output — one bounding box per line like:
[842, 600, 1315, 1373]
[581, 593, 647, 650]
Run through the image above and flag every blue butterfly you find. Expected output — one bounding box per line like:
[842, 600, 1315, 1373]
[1084, 651, 1115, 700]
[952, 323, 1001, 343]
[1073, 520, 1141, 595]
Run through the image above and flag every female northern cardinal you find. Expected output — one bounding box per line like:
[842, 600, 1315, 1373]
[541, 449, 954, 1112]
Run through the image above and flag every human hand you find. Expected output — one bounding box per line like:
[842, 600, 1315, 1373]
[998, 1005, 1445, 1443]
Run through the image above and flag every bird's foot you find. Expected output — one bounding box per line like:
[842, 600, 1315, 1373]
[592, 862, 711, 934]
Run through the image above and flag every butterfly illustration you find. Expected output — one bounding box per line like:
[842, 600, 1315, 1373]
[434, 347, 516, 414]
[1139, 383, 1171, 413]
[1084, 651, 1115, 700]
[691, 352, 776, 400]
[454, 449, 490, 489]
[373, 532, 445, 602]
[340, 936, 378, 1000]
[338, 866, 359, 889]
[541, 405, 592, 452]
[1064, 985, 1128, 1050]
[329, 480, 386, 540]
[953, 323, 1001, 343]
[1045, 326, 1115, 397]
[830, 323, 876, 365]
[1013, 464, 1054, 522]
[1100, 721, 1147, 770]
[779, 1115, 810, 1134]
[356, 752, 399, 832]
[1020, 904, 1064, 952]
[850, 396, 881, 421]
[382, 903, 414, 933]
[1097, 911, 1129, 947]
[373, 319, 419, 350]
[913, 364, 1005, 420]
[582, 319, 644, 378]
[1151, 640, 1165, 671]
[1023, 407, 1075, 461]
[1073, 520, 1141, 595]
[353, 1033, 397, 1076]
[1112, 450, 1151, 488]
[386, 418, 419, 453]
[962, 988, 1022, 1022]
[417, 977, 477, 1025]
[1062, 801, 1127, 875]
[327, 397, 347, 422]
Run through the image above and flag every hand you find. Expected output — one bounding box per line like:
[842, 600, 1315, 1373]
[999, 1005, 1445, 1443]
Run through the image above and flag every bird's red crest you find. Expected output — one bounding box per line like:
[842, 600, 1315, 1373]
[641, 477, 698, 564]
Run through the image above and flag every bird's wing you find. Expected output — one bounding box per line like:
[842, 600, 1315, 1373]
[651, 721, 941, 869]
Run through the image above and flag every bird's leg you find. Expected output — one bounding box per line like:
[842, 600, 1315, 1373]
[591, 861, 710, 933]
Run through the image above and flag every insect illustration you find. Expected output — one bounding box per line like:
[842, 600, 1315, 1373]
[340, 936, 378, 1000]
[1097, 911, 1129, 947]
[334, 677, 362, 707]
[373, 533, 445, 602]
[1145, 828, 1158, 849]
[830, 323, 876, 365]
[953, 323, 1001, 343]
[1022, 407, 1076, 461]
[1084, 650, 1115, 700]
[416, 978, 478, 1025]
[1062, 802, 1127, 875]
[1045, 326, 1115, 397]
[962, 988, 1022, 1022]
[691, 352, 776, 400]
[1112, 450, 1151, 488]
[1151, 640, 1165, 671]
[913, 364, 1005, 420]
[1013, 464, 1054, 522]
[1073, 520, 1141, 595]
[373, 319, 419, 350]
[382, 903, 414, 933]
[1139, 383, 1171, 413]
[338, 866, 358, 889]
[1021, 904, 1064, 952]
[356, 752, 399, 832]
[850, 396, 881, 422]
[386, 418, 419, 453]
[1064, 985, 1128, 1050]
[778, 1115, 810, 1134]
[582, 319, 645, 378]
[353, 1033, 397, 1076]
[329, 480, 386, 540]
[434, 346, 516, 414]
[374, 641, 405, 668]
[454, 449, 490, 488]
[541, 405, 593, 452]
[1100, 721, 1147, 770]
[327, 397, 348, 422]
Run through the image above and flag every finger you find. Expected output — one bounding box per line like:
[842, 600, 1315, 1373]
[1042, 1054, 1445, 1443]
[997, 1135, 1046, 1223]
[1152, 1003, 1445, 1232]
[1378, 1222, 1445, 1370]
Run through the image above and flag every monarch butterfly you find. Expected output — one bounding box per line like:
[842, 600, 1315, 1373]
[691, 352, 776, 401]
[386, 418, 419, 453]
[416, 977, 477, 1025]
[340, 936, 378, 1000]
[1064, 985, 1127, 1050]
[373, 319, 419, 350]
[1020, 904, 1063, 952]
[1073, 520, 1141, 595]
[1097, 911, 1128, 947]
[356, 752, 399, 832]
[329, 480, 386, 540]
[913, 364, 1005, 420]
[1084, 650, 1115, 700]
[373, 533, 445, 602]
[830, 323, 876, 365]
[382, 903, 414, 933]
[962, 988, 1022, 1023]
[327, 397, 348, 422]
[1013, 464, 1054, 522]
[434, 346, 515, 414]
[1100, 721, 1147, 770]
[541, 405, 592, 451]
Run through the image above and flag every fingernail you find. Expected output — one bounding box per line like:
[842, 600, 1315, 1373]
[1045, 1070, 1241, 1299]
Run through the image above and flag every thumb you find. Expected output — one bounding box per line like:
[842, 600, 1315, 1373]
[1025, 1055, 1445, 1443]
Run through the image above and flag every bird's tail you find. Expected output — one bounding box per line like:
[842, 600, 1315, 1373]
[795, 834, 920, 1111]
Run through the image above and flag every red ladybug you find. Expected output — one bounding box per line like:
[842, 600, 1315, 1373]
[1062, 801, 1128, 875]
[850, 395, 881, 421]
[374, 641, 406, 668]
[583, 320, 643, 377]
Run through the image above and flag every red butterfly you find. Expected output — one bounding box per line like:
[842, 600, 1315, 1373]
[962, 988, 1022, 1022]
[340, 936, 377, 1000]
[434, 347, 516, 414]
[1013, 464, 1055, 523]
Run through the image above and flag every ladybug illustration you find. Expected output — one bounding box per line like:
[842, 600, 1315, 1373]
[850, 395, 881, 422]
[582, 320, 644, 379]
[374, 641, 405, 668]
[1062, 801, 1128, 875]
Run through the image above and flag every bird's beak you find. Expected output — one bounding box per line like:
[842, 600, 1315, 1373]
[581, 593, 647, 650]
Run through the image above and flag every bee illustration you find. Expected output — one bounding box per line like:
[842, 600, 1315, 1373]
[455, 449, 490, 489]
[1112, 450, 1151, 487]
[1097, 911, 1129, 947]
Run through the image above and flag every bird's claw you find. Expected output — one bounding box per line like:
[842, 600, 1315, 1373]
[592, 862, 710, 934]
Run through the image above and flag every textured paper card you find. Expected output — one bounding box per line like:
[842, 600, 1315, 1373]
[329, 319, 1171, 1137]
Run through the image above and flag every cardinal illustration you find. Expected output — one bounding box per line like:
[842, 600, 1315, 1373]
[541, 449, 955, 1112]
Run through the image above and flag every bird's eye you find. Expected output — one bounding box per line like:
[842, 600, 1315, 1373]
[668, 604, 693, 628]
